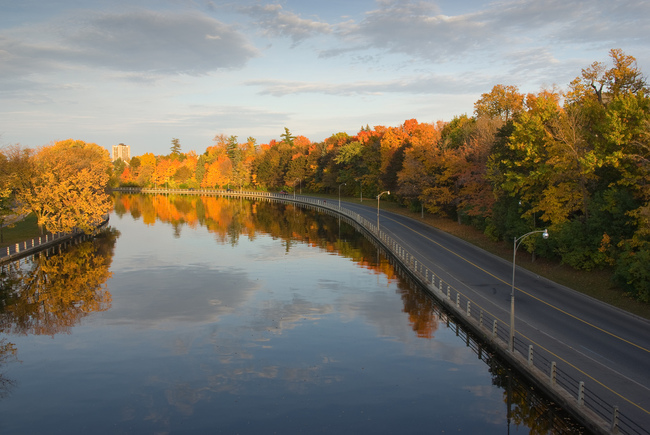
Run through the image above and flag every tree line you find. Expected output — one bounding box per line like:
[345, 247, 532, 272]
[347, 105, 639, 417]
[2, 49, 647, 301]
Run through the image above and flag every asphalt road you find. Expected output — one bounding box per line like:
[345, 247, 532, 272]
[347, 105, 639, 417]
[338, 198, 650, 433]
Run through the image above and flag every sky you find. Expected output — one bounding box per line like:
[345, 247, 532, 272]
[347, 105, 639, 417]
[1, 0, 648, 157]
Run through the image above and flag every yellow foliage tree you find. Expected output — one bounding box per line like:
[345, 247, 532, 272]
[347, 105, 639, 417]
[17, 139, 112, 234]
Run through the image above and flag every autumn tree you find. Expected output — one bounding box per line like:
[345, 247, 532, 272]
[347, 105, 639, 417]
[16, 139, 112, 234]
[284, 136, 312, 189]
[119, 166, 136, 185]
[136, 153, 156, 186]
[202, 154, 233, 188]
[0, 146, 32, 241]
[175, 151, 197, 186]
[109, 157, 127, 187]
[474, 84, 525, 122]
[152, 157, 181, 188]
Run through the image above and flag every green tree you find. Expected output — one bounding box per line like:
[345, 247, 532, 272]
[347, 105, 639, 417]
[280, 127, 296, 146]
[130, 156, 141, 168]
[170, 138, 182, 157]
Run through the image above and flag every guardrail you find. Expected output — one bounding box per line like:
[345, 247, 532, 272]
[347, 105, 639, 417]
[114, 188, 649, 434]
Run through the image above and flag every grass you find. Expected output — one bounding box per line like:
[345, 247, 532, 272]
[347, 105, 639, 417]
[0, 214, 41, 248]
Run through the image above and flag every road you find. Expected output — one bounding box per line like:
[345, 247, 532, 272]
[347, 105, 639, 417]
[338, 198, 650, 433]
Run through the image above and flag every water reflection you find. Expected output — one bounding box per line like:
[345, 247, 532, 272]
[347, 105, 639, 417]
[0, 228, 119, 404]
[0, 228, 119, 336]
[0, 339, 17, 399]
[114, 192, 439, 339]
[489, 364, 584, 435]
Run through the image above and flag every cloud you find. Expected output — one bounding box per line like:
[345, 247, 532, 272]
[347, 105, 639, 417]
[143, 104, 291, 130]
[489, 0, 650, 45]
[104, 265, 261, 328]
[245, 73, 483, 97]
[321, 0, 649, 64]
[240, 4, 332, 46]
[328, 0, 494, 62]
[0, 9, 259, 79]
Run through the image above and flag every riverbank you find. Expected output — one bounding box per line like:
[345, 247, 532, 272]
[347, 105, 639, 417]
[0, 214, 41, 247]
[0, 213, 110, 264]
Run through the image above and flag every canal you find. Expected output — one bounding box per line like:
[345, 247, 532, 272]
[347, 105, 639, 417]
[0, 193, 585, 434]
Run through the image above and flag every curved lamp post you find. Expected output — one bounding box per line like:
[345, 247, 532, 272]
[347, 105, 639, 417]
[509, 228, 549, 353]
[338, 183, 346, 209]
[377, 191, 390, 230]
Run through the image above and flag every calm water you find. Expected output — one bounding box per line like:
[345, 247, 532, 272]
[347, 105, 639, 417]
[0, 194, 582, 434]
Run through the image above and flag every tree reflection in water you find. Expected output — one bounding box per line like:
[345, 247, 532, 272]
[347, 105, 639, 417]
[0, 228, 118, 337]
[114, 192, 440, 339]
[0, 338, 16, 399]
[489, 362, 586, 435]
[0, 227, 119, 394]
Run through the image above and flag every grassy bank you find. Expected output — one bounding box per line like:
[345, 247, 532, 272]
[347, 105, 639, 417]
[0, 214, 41, 248]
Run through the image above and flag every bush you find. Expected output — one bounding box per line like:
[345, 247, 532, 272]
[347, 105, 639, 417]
[614, 246, 650, 303]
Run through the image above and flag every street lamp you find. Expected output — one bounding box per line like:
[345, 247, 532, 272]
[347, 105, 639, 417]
[294, 178, 300, 199]
[509, 228, 549, 353]
[338, 183, 346, 209]
[355, 179, 363, 202]
[377, 191, 390, 230]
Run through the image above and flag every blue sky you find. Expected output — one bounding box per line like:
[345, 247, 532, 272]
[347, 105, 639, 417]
[1, 0, 648, 156]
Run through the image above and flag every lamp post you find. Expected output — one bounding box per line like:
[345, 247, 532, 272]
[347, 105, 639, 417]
[294, 178, 300, 199]
[355, 179, 362, 202]
[338, 183, 346, 209]
[509, 228, 549, 353]
[377, 191, 390, 230]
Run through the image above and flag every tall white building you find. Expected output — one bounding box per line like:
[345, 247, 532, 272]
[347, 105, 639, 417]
[112, 143, 131, 163]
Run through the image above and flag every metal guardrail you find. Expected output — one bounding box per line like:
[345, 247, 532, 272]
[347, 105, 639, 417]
[112, 188, 649, 434]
